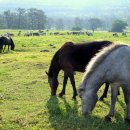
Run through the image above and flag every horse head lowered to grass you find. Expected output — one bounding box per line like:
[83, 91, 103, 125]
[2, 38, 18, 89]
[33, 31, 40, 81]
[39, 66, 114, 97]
[78, 43, 130, 124]
[0, 36, 15, 53]
[46, 40, 113, 100]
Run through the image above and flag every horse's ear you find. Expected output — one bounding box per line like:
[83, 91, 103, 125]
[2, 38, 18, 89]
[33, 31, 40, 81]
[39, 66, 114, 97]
[45, 71, 48, 76]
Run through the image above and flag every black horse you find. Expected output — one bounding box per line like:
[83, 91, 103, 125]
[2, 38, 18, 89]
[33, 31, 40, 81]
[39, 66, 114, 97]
[0, 36, 15, 52]
[46, 40, 113, 100]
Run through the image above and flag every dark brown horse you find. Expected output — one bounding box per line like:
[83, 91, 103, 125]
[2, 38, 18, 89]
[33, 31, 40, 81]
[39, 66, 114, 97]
[46, 40, 113, 100]
[0, 36, 15, 52]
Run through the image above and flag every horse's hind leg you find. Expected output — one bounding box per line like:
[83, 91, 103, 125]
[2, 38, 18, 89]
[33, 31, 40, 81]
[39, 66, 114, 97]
[3, 45, 6, 52]
[0, 45, 3, 53]
[122, 85, 130, 124]
[105, 83, 119, 122]
[69, 72, 77, 100]
[59, 72, 68, 98]
[99, 82, 109, 101]
[8, 45, 10, 51]
[99, 82, 120, 101]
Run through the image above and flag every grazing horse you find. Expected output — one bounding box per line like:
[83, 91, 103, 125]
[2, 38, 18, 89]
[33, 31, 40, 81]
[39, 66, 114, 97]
[46, 40, 113, 100]
[78, 44, 130, 124]
[33, 32, 40, 36]
[122, 32, 127, 36]
[113, 33, 118, 37]
[0, 36, 15, 52]
[86, 32, 93, 36]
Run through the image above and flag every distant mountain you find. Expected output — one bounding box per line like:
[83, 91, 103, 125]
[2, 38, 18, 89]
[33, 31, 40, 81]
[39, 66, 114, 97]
[0, 0, 130, 18]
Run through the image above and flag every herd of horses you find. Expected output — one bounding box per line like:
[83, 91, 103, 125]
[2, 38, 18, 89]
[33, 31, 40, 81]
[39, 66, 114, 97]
[0, 32, 130, 124]
[3, 30, 127, 37]
[47, 40, 130, 124]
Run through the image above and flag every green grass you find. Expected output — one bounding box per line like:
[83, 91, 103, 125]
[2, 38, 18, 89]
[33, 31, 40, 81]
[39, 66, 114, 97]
[0, 30, 130, 130]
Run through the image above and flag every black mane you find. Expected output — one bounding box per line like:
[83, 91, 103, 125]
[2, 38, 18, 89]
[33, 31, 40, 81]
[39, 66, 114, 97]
[48, 50, 61, 77]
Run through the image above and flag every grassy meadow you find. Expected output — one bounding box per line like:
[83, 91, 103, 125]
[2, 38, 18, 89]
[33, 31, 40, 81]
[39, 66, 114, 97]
[0, 30, 130, 130]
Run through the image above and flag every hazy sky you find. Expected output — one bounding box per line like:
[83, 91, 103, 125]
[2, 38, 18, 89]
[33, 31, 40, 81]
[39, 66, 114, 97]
[0, 0, 128, 8]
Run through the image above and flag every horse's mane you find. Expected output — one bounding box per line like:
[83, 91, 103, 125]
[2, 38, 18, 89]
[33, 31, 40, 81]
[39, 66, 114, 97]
[75, 40, 112, 46]
[48, 49, 61, 77]
[59, 40, 112, 54]
[82, 43, 127, 82]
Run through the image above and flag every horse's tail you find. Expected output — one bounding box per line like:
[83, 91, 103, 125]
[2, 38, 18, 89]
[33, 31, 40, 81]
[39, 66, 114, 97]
[10, 37, 15, 50]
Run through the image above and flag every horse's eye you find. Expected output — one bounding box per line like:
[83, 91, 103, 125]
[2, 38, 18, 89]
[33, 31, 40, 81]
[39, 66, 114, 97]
[78, 88, 84, 98]
[79, 88, 84, 93]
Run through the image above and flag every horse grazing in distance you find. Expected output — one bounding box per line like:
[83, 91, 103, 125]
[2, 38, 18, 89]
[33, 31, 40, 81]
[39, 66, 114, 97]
[113, 33, 118, 37]
[86, 32, 93, 36]
[46, 40, 113, 100]
[78, 44, 130, 124]
[122, 32, 127, 36]
[0, 36, 15, 53]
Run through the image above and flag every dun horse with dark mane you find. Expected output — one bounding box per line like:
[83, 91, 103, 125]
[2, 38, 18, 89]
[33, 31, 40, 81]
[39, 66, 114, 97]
[78, 44, 130, 124]
[0, 36, 15, 53]
[46, 40, 113, 100]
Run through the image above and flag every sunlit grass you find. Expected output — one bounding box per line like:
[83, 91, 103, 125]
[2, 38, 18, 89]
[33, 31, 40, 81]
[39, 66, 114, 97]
[0, 30, 130, 130]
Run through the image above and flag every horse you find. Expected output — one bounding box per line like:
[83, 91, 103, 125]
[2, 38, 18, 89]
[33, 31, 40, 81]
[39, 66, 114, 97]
[0, 36, 15, 53]
[122, 32, 127, 36]
[33, 32, 40, 36]
[46, 40, 113, 100]
[86, 32, 93, 36]
[24, 32, 32, 37]
[113, 33, 118, 37]
[78, 43, 130, 124]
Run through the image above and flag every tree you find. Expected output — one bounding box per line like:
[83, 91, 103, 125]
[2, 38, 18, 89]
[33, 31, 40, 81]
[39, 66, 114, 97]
[71, 26, 82, 31]
[88, 18, 103, 32]
[0, 14, 7, 29]
[45, 17, 54, 29]
[16, 8, 26, 29]
[4, 10, 13, 28]
[28, 8, 47, 29]
[111, 20, 128, 32]
[74, 17, 82, 27]
[55, 18, 64, 30]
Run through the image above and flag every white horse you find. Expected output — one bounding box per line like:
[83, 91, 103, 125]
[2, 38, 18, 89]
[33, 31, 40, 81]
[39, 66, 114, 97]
[78, 43, 130, 124]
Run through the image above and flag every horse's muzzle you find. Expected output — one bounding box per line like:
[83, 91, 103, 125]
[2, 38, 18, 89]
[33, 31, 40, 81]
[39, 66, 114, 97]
[82, 111, 91, 116]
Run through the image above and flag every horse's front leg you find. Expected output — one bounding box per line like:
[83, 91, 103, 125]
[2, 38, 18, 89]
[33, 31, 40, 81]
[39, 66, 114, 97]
[59, 72, 68, 98]
[8, 45, 10, 51]
[3, 45, 6, 52]
[69, 72, 77, 100]
[105, 83, 119, 122]
[122, 85, 130, 124]
[99, 82, 120, 101]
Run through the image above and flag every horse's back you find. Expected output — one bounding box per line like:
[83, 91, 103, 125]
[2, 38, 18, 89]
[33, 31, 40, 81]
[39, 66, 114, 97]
[58, 41, 112, 71]
[112, 46, 130, 83]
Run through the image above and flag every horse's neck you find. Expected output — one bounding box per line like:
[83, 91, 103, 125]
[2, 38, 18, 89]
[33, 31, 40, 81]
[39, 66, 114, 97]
[49, 55, 61, 78]
[84, 68, 105, 93]
[51, 65, 61, 78]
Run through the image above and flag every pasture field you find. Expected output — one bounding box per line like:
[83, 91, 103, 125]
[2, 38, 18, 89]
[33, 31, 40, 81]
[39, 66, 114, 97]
[0, 30, 130, 130]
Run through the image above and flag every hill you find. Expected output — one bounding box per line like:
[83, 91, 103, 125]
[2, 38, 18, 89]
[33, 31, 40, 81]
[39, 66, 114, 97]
[0, 0, 130, 18]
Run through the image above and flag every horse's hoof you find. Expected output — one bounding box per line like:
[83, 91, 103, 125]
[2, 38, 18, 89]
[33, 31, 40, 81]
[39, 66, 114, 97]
[125, 118, 130, 124]
[72, 96, 76, 101]
[59, 93, 63, 98]
[99, 97, 104, 101]
[104, 116, 111, 122]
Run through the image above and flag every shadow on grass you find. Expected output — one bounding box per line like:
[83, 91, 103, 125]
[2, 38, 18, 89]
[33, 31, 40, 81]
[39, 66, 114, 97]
[14, 48, 30, 52]
[47, 96, 129, 130]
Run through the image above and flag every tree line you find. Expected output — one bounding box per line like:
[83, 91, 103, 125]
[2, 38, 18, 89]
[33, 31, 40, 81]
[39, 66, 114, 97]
[0, 8, 47, 29]
[0, 8, 128, 32]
